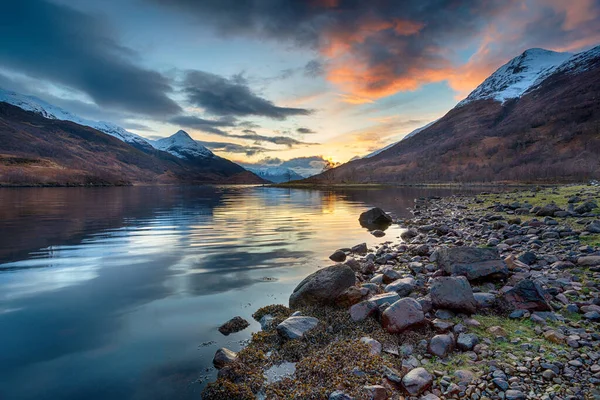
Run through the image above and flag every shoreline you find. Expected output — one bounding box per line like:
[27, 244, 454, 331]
[203, 184, 600, 400]
[270, 182, 595, 190]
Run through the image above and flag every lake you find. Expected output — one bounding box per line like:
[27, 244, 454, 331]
[0, 185, 482, 400]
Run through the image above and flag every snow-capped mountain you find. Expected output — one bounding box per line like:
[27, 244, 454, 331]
[363, 120, 437, 159]
[458, 48, 572, 106]
[0, 88, 153, 151]
[151, 130, 214, 160]
[245, 166, 304, 183]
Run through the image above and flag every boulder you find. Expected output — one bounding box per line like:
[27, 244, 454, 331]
[430, 276, 477, 314]
[359, 207, 393, 229]
[381, 298, 425, 333]
[349, 300, 379, 321]
[428, 334, 454, 358]
[401, 228, 419, 241]
[384, 277, 416, 297]
[213, 348, 238, 369]
[370, 292, 401, 306]
[503, 279, 552, 311]
[329, 250, 347, 262]
[401, 367, 433, 396]
[277, 316, 319, 339]
[371, 230, 386, 237]
[218, 316, 250, 335]
[473, 292, 496, 308]
[578, 256, 600, 267]
[436, 246, 508, 281]
[456, 333, 479, 351]
[382, 268, 402, 284]
[329, 391, 354, 400]
[585, 220, 600, 233]
[289, 264, 356, 308]
[575, 202, 598, 214]
[351, 242, 368, 255]
[536, 203, 563, 217]
[337, 286, 368, 307]
[363, 385, 387, 400]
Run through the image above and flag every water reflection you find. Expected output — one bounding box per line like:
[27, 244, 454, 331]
[0, 185, 483, 400]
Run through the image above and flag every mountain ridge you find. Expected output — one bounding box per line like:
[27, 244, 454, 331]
[305, 44, 600, 184]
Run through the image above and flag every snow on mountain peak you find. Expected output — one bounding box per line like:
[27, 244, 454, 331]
[458, 48, 572, 106]
[152, 130, 214, 160]
[0, 88, 153, 150]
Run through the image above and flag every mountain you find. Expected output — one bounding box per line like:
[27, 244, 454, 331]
[0, 89, 154, 151]
[152, 130, 214, 160]
[245, 166, 304, 183]
[458, 48, 572, 106]
[0, 104, 265, 186]
[306, 45, 600, 184]
[0, 88, 267, 185]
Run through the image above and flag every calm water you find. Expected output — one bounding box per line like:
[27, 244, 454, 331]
[0, 185, 480, 400]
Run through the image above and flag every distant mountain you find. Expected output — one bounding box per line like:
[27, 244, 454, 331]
[152, 130, 214, 160]
[305, 45, 600, 184]
[0, 88, 154, 151]
[245, 166, 304, 183]
[0, 99, 266, 186]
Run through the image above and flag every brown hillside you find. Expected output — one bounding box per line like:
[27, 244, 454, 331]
[0, 103, 265, 186]
[308, 58, 600, 184]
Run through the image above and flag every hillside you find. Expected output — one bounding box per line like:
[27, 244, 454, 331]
[0, 103, 265, 186]
[307, 45, 600, 184]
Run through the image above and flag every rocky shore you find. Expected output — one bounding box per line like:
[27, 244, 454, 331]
[202, 184, 600, 400]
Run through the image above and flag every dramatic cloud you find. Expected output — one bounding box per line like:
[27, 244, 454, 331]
[168, 115, 236, 135]
[1, 0, 181, 117]
[296, 127, 316, 134]
[198, 141, 269, 156]
[230, 131, 317, 147]
[152, 0, 600, 102]
[181, 70, 312, 119]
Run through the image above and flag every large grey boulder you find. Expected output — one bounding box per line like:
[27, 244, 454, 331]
[430, 276, 477, 314]
[289, 264, 356, 308]
[428, 334, 454, 358]
[402, 367, 433, 396]
[381, 298, 425, 333]
[503, 279, 552, 311]
[369, 292, 401, 306]
[277, 316, 319, 339]
[436, 247, 508, 281]
[359, 207, 393, 229]
[586, 220, 600, 233]
[536, 203, 563, 217]
[384, 277, 416, 297]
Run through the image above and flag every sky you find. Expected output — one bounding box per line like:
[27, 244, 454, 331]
[1, 0, 599, 167]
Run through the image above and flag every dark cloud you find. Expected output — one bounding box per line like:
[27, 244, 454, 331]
[304, 60, 324, 78]
[151, 1, 600, 101]
[231, 132, 316, 147]
[181, 70, 312, 119]
[150, 0, 514, 99]
[198, 141, 268, 156]
[296, 127, 316, 134]
[168, 115, 237, 135]
[0, 0, 181, 117]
